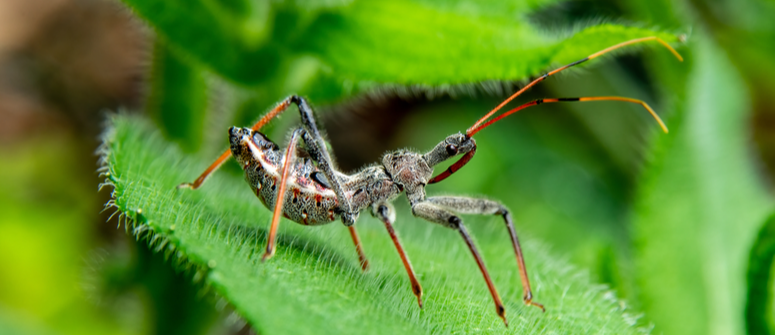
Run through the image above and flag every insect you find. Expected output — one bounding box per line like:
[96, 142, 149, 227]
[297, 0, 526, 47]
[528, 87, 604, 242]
[179, 36, 682, 326]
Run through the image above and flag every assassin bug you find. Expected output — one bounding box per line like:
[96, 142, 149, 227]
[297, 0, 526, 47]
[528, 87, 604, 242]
[179, 36, 682, 326]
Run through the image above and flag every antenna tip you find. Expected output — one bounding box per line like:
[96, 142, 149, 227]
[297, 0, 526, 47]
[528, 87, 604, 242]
[658, 122, 670, 133]
[656, 36, 684, 62]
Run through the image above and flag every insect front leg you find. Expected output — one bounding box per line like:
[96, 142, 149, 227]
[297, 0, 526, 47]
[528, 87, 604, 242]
[293, 97, 358, 224]
[347, 225, 369, 272]
[179, 96, 298, 190]
[262, 124, 364, 265]
[410, 200, 508, 326]
[372, 203, 423, 308]
[262, 128, 304, 261]
[178, 95, 354, 219]
[424, 196, 544, 311]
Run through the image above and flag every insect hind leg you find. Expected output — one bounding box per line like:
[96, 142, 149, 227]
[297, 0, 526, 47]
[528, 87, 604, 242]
[410, 200, 508, 326]
[373, 203, 423, 308]
[294, 97, 357, 224]
[425, 196, 544, 312]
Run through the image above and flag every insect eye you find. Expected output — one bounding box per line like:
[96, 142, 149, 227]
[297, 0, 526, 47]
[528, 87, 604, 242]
[445, 144, 458, 155]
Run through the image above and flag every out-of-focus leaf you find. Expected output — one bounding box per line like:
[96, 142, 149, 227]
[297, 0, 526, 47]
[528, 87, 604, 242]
[746, 213, 775, 335]
[146, 42, 208, 152]
[102, 114, 652, 334]
[119, 0, 280, 83]
[0, 139, 136, 335]
[298, 9, 679, 89]
[121, 0, 680, 99]
[0, 309, 58, 335]
[632, 33, 772, 335]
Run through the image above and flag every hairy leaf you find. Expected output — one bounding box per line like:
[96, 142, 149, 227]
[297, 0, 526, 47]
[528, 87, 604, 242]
[146, 42, 208, 152]
[102, 114, 649, 334]
[121, 0, 680, 102]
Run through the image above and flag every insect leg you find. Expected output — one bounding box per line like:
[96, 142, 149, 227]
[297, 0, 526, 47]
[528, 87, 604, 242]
[373, 203, 423, 308]
[292, 96, 357, 224]
[179, 96, 297, 190]
[425, 196, 544, 311]
[262, 128, 304, 261]
[411, 201, 508, 326]
[347, 226, 370, 272]
[179, 94, 356, 226]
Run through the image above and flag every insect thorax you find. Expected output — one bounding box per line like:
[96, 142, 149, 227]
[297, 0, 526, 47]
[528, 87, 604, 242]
[382, 150, 433, 204]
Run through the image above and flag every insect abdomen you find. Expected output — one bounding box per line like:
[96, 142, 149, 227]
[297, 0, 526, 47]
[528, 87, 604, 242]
[248, 163, 338, 226]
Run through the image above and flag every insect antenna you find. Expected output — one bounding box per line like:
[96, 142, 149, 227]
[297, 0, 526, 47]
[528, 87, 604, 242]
[466, 96, 669, 137]
[428, 37, 681, 185]
[465, 36, 683, 137]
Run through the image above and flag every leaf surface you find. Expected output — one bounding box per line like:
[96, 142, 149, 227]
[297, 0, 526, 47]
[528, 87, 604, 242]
[103, 114, 649, 334]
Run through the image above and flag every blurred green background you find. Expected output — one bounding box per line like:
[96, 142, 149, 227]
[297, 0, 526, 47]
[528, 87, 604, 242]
[2, 0, 775, 334]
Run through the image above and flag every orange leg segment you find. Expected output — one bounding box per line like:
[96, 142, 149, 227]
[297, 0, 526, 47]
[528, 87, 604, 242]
[376, 205, 423, 308]
[178, 97, 295, 190]
[348, 226, 370, 272]
[458, 224, 508, 327]
[503, 212, 544, 311]
[261, 129, 302, 261]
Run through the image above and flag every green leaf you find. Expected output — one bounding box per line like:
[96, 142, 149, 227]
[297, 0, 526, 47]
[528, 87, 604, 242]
[746, 213, 775, 335]
[0, 138, 138, 335]
[299, 15, 674, 86]
[120, 0, 281, 84]
[632, 33, 773, 335]
[102, 114, 650, 334]
[121, 0, 680, 99]
[146, 41, 208, 152]
[0, 310, 57, 335]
